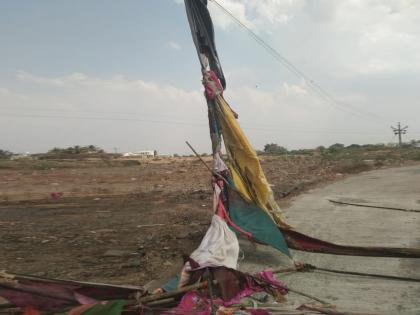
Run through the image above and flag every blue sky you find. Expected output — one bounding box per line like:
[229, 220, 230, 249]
[1, 0, 420, 154]
[0, 1, 197, 86]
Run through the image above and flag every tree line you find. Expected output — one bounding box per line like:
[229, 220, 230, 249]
[261, 140, 420, 155]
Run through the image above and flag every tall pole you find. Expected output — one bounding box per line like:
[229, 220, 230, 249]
[391, 122, 408, 147]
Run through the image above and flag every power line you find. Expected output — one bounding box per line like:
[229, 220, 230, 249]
[209, 0, 391, 124]
[0, 113, 206, 126]
[0, 111, 392, 136]
[0, 104, 190, 120]
[391, 122, 408, 146]
[0, 106, 387, 133]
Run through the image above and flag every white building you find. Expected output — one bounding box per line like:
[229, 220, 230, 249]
[123, 150, 155, 157]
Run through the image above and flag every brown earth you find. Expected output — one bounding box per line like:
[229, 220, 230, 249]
[0, 155, 416, 288]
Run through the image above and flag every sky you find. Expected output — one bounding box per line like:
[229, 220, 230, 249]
[1, 0, 420, 155]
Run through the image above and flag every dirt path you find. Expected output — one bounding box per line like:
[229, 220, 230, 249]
[239, 164, 420, 314]
[1, 158, 419, 312]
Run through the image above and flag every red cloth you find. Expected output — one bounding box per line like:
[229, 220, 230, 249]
[22, 307, 41, 315]
[215, 179, 252, 238]
[203, 70, 223, 99]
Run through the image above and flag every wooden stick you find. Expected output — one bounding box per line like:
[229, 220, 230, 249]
[136, 224, 166, 228]
[206, 268, 216, 315]
[299, 304, 378, 315]
[138, 280, 209, 304]
[0, 307, 22, 314]
[328, 199, 420, 213]
[273, 263, 420, 283]
[287, 287, 329, 305]
[0, 303, 14, 310]
[185, 141, 236, 192]
[9, 272, 143, 291]
[186, 141, 215, 175]
[315, 267, 420, 283]
[144, 298, 175, 306]
[0, 282, 75, 303]
[272, 267, 298, 274]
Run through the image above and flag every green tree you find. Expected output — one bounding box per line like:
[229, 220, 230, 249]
[47, 145, 104, 155]
[263, 143, 288, 155]
[328, 143, 345, 152]
[0, 149, 13, 159]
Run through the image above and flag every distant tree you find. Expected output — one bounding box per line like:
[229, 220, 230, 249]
[47, 145, 104, 155]
[0, 149, 13, 160]
[346, 144, 361, 149]
[328, 143, 345, 152]
[409, 140, 420, 147]
[289, 149, 313, 155]
[49, 147, 61, 154]
[315, 146, 326, 152]
[85, 145, 103, 153]
[263, 143, 288, 155]
[362, 143, 386, 151]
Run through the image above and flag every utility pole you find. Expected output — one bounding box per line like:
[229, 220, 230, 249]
[391, 122, 408, 147]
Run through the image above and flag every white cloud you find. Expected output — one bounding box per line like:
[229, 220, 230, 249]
[324, 0, 420, 75]
[205, 0, 420, 77]
[208, 0, 254, 30]
[246, 0, 305, 25]
[2, 1, 420, 154]
[2, 72, 210, 153]
[166, 40, 182, 51]
[0, 88, 11, 95]
[15, 72, 203, 113]
[1, 70, 354, 153]
[206, 0, 305, 31]
[2, 66, 418, 154]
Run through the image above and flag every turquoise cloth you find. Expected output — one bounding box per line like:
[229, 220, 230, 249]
[161, 273, 179, 292]
[228, 190, 290, 257]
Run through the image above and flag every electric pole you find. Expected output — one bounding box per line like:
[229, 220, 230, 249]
[391, 122, 408, 147]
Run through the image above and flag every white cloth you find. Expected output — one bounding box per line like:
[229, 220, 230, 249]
[186, 215, 239, 270]
[213, 152, 228, 173]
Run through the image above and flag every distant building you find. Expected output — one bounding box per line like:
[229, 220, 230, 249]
[10, 152, 31, 160]
[123, 150, 156, 157]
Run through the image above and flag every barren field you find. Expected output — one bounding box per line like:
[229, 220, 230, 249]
[0, 155, 417, 288]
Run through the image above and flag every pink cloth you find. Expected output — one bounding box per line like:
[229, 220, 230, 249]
[203, 70, 223, 99]
[255, 270, 288, 295]
[214, 179, 252, 238]
[165, 270, 287, 314]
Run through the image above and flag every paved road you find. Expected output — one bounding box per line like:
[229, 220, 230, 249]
[240, 164, 420, 314]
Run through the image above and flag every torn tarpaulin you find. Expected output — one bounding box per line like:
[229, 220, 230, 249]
[184, 0, 226, 89]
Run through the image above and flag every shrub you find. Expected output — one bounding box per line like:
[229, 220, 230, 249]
[0, 149, 13, 160]
[263, 143, 288, 155]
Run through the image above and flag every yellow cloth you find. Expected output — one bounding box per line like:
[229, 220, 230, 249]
[214, 95, 291, 229]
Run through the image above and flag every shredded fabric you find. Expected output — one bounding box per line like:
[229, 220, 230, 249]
[186, 215, 239, 271]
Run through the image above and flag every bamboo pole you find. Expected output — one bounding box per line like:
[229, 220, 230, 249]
[138, 280, 209, 304]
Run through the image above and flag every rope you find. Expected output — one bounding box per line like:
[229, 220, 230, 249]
[328, 199, 420, 213]
[314, 266, 420, 283]
[287, 287, 329, 305]
[209, 0, 391, 125]
[274, 263, 420, 283]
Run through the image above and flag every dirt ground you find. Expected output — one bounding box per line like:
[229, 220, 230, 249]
[0, 155, 417, 288]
